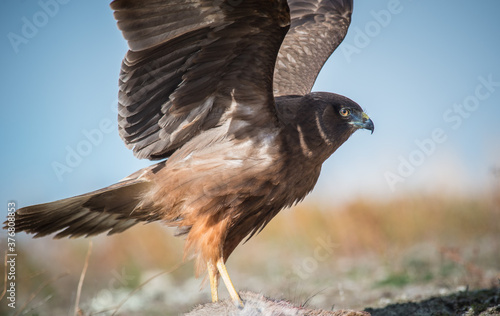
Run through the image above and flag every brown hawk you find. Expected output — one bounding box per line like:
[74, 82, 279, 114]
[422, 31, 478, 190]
[7, 0, 373, 306]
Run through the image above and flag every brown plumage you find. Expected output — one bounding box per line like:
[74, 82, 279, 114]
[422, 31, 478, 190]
[6, 0, 374, 306]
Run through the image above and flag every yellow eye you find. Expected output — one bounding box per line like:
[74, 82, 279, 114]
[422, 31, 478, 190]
[339, 108, 351, 117]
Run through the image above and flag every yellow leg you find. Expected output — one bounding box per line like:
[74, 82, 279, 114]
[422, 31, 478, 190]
[216, 258, 243, 307]
[207, 261, 219, 302]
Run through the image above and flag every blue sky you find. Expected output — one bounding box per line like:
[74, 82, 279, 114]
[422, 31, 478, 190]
[1, 0, 500, 211]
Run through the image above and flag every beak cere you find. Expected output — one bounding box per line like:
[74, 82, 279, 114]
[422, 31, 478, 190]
[350, 112, 374, 134]
[363, 114, 375, 134]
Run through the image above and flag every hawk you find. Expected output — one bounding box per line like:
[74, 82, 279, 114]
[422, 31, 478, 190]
[8, 0, 373, 306]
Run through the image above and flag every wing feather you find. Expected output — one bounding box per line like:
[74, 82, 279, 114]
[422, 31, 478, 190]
[111, 0, 290, 159]
[273, 0, 353, 96]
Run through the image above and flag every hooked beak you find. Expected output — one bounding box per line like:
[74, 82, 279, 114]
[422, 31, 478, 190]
[350, 112, 374, 134]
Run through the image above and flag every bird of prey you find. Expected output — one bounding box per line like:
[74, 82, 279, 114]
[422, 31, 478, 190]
[8, 0, 373, 306]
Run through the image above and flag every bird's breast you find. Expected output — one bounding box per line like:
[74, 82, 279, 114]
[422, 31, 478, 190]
[146, 127, 321, 227]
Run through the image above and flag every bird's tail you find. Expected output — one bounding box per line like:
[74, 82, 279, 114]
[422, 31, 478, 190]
[7, 179, 157, 239]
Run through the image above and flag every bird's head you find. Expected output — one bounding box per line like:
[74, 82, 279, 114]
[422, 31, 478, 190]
[306, 91, 373, 138]
[319, 92, 374, 135]
[277, 92, 373, 161]
[312, 92, 374, 160]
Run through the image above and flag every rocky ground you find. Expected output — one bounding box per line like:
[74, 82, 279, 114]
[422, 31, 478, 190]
[365, 287, 500, 316]
[183, 288, 500, 316]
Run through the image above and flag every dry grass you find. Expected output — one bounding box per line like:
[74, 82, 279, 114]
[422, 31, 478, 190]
[260, 194, 499, 255]
[1, 193, 499, 315]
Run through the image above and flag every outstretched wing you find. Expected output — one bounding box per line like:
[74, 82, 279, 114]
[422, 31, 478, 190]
[273, 0, 353, 96]
[111, 0, 290, 160]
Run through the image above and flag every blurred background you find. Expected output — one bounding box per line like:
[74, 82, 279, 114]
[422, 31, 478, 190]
[1, 1, 499, 315]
